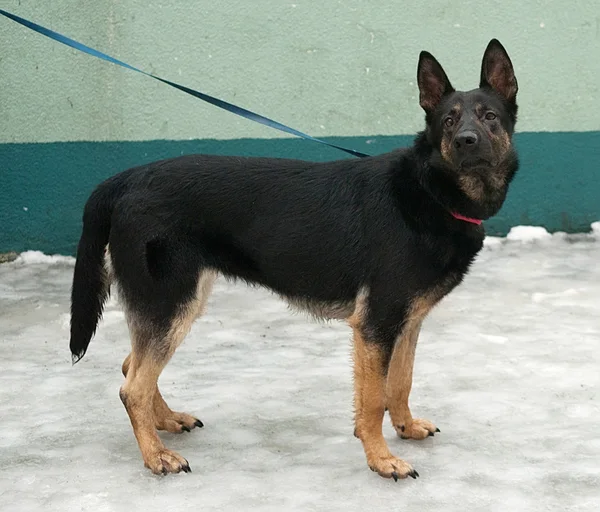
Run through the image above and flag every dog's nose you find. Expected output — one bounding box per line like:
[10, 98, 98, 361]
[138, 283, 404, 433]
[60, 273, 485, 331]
[454, 130, 479, 151]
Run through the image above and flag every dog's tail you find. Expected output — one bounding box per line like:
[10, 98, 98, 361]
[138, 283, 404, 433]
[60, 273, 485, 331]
[69, 177, 124, 364]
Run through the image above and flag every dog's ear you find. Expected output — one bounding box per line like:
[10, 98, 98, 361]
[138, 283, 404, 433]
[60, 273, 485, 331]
[417, 51, 454, 113]
[480, 39, 518, 103]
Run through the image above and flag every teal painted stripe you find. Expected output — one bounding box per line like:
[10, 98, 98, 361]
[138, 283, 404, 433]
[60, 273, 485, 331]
[1, 132, 598, 255]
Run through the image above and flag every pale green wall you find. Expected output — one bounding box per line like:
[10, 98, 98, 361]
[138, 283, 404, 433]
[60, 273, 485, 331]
[1, 0, 599, 143]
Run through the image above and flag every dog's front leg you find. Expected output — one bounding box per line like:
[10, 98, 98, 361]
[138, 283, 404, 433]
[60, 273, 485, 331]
[352, 326, 419, 481]
[386, 319, 439, 439]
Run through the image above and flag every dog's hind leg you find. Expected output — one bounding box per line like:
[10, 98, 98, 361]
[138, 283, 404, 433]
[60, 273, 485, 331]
[120, 268, 215, 436]
[120, 313, 193, 474]
[119, 271, 216, 474]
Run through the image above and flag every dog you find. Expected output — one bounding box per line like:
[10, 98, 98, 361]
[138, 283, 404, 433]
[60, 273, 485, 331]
[69, 39, 518, 480]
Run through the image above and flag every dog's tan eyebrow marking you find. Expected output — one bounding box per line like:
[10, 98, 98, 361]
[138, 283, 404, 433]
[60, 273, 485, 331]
[451, 103, 462, 115]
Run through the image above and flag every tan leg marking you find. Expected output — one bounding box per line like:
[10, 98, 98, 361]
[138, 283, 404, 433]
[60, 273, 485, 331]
[348, 293, 418, 481]
[122, 354, 203, 433]
[120, 350, 191, 475]
[386, 292, 443, 440]
[352, 329, 418, 480]
[120, 271, 217, 475]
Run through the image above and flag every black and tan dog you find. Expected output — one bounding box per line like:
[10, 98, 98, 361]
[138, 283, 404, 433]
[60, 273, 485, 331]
[70, 39, 518, 480]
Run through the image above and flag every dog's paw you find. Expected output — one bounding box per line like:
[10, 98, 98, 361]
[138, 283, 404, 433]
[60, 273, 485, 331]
[395, 418, 439, 440]
[367, 455, 419, 481]
[144, 448, 191, 475]
[156, 411, 203, 434]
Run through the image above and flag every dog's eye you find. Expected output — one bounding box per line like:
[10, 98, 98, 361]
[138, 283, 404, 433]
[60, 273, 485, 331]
[444, 117, 454, 128]
[485, 112, 497, 120]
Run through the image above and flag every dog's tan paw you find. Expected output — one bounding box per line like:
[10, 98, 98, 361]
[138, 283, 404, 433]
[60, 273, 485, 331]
[395, 418, 439, 440]
[156, 411, 203, 434]
[367, 455, 419, 481]
[144, 448, 191, 475]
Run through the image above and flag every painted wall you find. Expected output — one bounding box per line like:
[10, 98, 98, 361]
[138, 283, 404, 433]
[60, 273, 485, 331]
[1, 0, 599, 254]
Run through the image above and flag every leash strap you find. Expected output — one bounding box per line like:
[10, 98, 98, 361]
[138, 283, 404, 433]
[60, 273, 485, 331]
[0, 9, 370, 159]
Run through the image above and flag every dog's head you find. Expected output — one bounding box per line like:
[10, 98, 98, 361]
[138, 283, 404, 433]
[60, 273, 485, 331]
[417, 39, 519, 219]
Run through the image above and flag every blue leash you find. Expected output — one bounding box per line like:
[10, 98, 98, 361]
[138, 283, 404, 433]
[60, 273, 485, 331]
[0, 8, 370, 159]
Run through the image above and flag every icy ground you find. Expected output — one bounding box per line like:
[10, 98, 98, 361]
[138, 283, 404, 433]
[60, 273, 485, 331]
[1, 225, 599, 512]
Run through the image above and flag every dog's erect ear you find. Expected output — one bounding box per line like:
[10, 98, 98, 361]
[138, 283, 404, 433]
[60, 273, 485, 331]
[417, 51, 454, 113]
[480, 39, 518, 103]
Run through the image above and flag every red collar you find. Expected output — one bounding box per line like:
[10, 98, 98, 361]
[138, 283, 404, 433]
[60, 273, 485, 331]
[451, 211, 483, 225]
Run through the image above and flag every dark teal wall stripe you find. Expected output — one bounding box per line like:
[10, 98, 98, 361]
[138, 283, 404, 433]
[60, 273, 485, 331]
[1, 132, 598, 255]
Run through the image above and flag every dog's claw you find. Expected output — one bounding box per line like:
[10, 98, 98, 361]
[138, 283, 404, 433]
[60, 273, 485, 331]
[428, 430, 434, 437]
[181, 425, 191, 432]
[409, 470, 419, 479]
[391, 471, 399, 482]
[194, 419, 204, 428]
[182, 463, 191, 473]
[435, 427, 440, 433]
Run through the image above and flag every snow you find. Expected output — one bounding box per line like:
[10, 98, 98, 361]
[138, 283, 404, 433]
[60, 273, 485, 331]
[13, 250, 74, 265]
[506, 225, 553, 242]
[1, 226, 599, 511]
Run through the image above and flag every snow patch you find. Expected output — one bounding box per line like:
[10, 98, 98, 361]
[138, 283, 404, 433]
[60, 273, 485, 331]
[506, 225, 552, 242]
[532, 288, 581, 303]
[59, 313, 70, 330]
[15, 251, 74, 265]
[479, 334, 508, 344]
[483, 236, 505, 249]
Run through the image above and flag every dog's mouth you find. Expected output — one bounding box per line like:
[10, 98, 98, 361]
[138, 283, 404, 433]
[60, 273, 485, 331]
[459, 156, 495, 169]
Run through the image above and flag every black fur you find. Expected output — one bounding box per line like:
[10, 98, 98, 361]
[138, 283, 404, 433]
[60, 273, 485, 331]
[70, 39, 519, 369]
